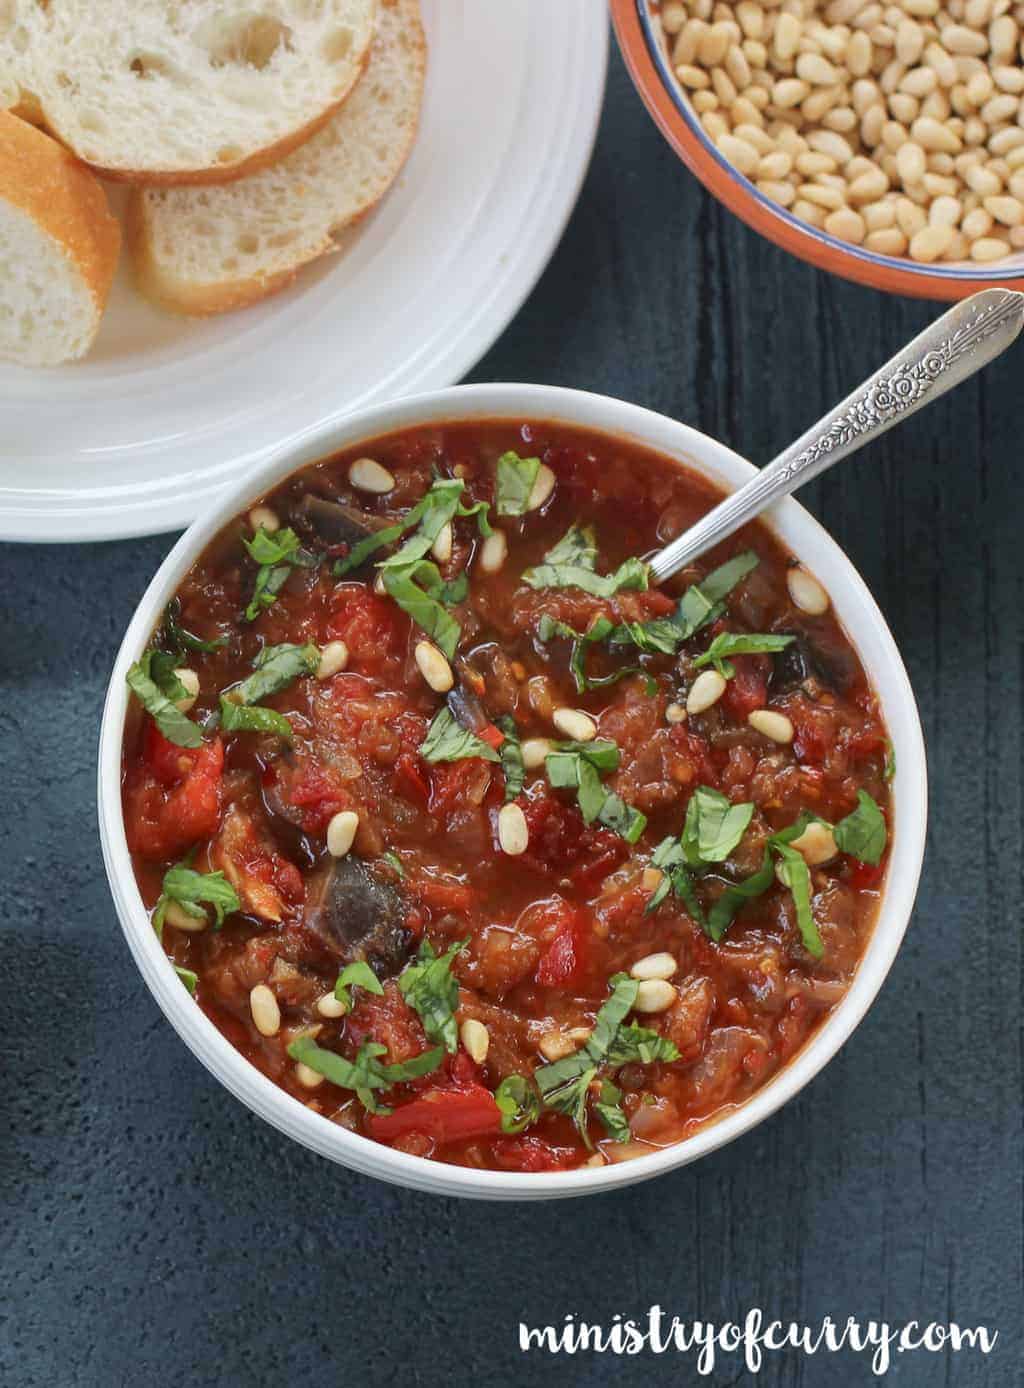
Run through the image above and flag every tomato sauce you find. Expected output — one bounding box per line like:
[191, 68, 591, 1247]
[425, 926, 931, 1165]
[122, 421, 892, 1172]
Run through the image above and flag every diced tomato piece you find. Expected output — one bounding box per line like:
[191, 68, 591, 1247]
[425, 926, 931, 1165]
[282, 762, 349, 835]
[126, 737, 225, 861]
[327, 588, 409, 672]
[428, 757, 492, 816]
[720, 655, 770, 720]
[412, 874, 476, 914]
[788, 701, 832, 765]
[395, 751, 430, 806]
[479, 723, 505, 750]
[491, 1136, 578, 1172]
[535, 906, 589, 988]
[667, 726, 716, 787]
[346, 983, 427, 1065]
[366, 1085, 502, 1144]
[845, 856, 884, 889]
[143, 719, 196, 786]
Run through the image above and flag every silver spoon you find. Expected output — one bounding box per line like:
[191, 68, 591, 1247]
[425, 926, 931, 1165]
[649, 288, 1024, 583]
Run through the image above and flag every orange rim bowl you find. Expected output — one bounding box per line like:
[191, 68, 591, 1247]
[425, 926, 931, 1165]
[610, 0, 1024, 300]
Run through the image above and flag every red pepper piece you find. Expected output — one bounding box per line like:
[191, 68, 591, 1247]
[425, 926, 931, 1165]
[366, 1085, 502, 1144]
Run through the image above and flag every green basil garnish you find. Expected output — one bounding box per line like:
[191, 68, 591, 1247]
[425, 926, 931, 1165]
[680, 785, 755, 865]
[126, 651, 203, 748]
[153, 860, 240, 937]
[219, 698, 294, 740]
[397, 938, 467, 1054]
[175, 966, 199, 995]
[163, 597, 227, 657]
[544, 739, 646, 844]
[494, 1075, 541, 1134]
[419, 707, 501, 764]
[592, 1080, 631, 1143]
[496, 715, 525, 802]
[693, 631, 795, 678]
[523, 523, 649, 598]
[834, 790, 887, 865]
[609, 550, 760, 655]
[243, 526, 318, 623]
[231, 642, 320, 705]
[381, 559, 463, 659]
[495, 451, 542, 516]
[287, 1035, 444, 1114]
[334, 960, 385, 1009]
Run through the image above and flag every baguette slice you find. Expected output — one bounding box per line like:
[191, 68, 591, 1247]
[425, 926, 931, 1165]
[16, 0, 377, 185]
[128, 0, 425, 316]
[0, 112, 120, 365]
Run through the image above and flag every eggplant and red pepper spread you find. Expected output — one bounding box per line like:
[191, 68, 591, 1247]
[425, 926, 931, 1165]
[122, 421, 892, 1171]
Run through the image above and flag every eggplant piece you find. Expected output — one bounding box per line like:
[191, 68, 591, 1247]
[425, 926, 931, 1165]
[770, 631, 853, 696]
[446, 681, 490, 734]
[303, 854, 413, 977]
[292, 494, 392, 553]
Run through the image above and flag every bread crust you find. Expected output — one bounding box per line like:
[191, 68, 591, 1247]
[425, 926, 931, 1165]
[0, 111, 121, 314]
[128, 0, 426, 317]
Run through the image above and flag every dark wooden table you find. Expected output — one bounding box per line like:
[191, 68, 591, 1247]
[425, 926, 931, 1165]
[1, 47, 1020, 1388]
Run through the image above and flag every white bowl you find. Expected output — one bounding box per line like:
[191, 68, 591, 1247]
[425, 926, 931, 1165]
[98, 384, 928, 1201]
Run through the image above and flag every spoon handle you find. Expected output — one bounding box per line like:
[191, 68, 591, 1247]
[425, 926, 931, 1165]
[649, 288, 1024, 584]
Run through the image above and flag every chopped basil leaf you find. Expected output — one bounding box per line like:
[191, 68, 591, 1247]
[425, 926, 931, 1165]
[606, 1024, 680, 1067]
[495, 451, 541, 516]
[287, 1035, 444, 1113]
[175, 966, 198, 995]
[705, 849, 774, 940]
[694, 631, 794, 678]
[419, 707, 501, 764]
[230, 642, 320, 706]
[334, 960, 385, 1008]
[243, 527, 318, 623]
[609, 550, 760, 655]
[543, 740, 644, 844]
[681, 786, 756, 865]
[537, 613, 650, 695]
[773, 842, 823, 957]
[494, 1075, 541, 1134]
[535, 973, 667, 1147]
[334, 522, 406, 576]
[126, 653, 202, 748]
[523, 549, 650, 599]
[397, 938, 467, 1053]
[153, 860, 240, 937]
[884, 742, 897, 782]
[219, 697, 293, 740]
[163, 598, 227, 657]
[496, 715, 525, 802]
[593, 1080, 631, 1143]
[381, 559, 462, 659]
[381, 850, 405, 879]
[545, 523, 598, 568]
[458, 497, 493, 537]
[833, 790, 887, 865]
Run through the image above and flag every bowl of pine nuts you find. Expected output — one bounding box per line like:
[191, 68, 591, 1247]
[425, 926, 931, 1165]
[611, 0, 1024, 296]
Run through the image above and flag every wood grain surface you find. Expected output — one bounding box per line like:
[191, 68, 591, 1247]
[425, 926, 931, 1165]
[0, 46, 1019, 1388]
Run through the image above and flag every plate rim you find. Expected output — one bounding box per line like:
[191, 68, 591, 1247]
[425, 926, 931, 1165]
[0, 6, 609, 544]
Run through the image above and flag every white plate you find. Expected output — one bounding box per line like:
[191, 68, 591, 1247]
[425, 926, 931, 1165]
[0, 1, 608, 542]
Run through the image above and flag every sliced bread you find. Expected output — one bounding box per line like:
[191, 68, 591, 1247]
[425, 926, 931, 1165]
[128, 0, 425, 316]
[0, 112, 120, 365]
[12, 0, 377, 184]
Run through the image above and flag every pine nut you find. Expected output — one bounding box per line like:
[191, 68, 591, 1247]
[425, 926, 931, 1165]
[633, 980, 679, 1014]
[718, 132, 761, 173]
[677, 63, 712, 88]
[250, 984, 281, 1038]
[316, 992, 347, 1019]
[665, 702, 688, 724]
[348, 458, 394, 493]
[414, 640, 454, 693]
[686, 669, 728, 714]
[552, 707, 597, 741]
[173, 668, 199, 713]
[630, 952, 678, 982]
[326, 810, 359, 857]
[163, 900, 209, 933]
[295, 1062, 325, 1089]
[316, 641, 348, 680]
[984, 192, 1024, 221]
[248, 504, 279, 533]
[972, 232, 1013, 255]
[460, 1018, 490, 1064]
[521, 737, 553, 769]
[775, 11, 803, 59]
[790, 821, 839, 865]
[787, 566, 831, 613]
[865, 226, 910, 250]
[539, 1032, 578, 1062]
[826, 206, 869, 238]
[910, 220, 956, 255]
[477, 529, 508, 575]
[747, 709, 796, 743]
[430, 521, 453, 565]
[497, 802, 529, 856]
[526, 464, 556, 512]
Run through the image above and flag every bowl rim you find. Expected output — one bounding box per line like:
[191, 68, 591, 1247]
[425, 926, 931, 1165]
[609, 0, 1024, 301]
[97, 382, 928, 1201]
